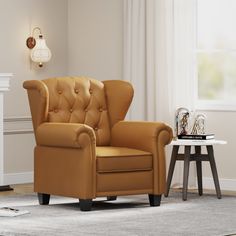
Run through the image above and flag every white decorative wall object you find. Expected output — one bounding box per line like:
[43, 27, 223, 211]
[0, 73, 12, 186]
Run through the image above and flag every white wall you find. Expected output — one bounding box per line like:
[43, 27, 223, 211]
[0, 0, 68, 117]
[0, 0, 123, 184]
[200, 111, 236, 190]
[68, 0, 123, 81]
[0, 0, 68, 183]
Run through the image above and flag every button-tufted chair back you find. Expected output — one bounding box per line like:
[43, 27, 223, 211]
[24, 77, 134, 146]
[43, 77, 111, 145]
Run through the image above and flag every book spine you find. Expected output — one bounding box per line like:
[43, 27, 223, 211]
[178, 136, 206, 140]
[178, 135, 214, 140]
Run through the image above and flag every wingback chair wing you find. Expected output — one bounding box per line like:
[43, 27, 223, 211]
[23, 77, 173, 211]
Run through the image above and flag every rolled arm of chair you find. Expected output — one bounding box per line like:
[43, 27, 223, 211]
[111, 121, 173, 152]
[36, 122, 96, 149]
[111, 121, 173, 194]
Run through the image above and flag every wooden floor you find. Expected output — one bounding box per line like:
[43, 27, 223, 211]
[0, 184, 236, 197]
[0, 184, 33, 196]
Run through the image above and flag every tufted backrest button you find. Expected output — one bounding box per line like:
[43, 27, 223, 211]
[99, 108, 103, 112]
[70, 109, 73, 113]
[58, 90, 62, 94]
[84, 108, 88, 112]
[54, 109, 58, 113]
[89, 89, 93, 94]
[74, 89, 79, 94]
[94, 127, 98, 131]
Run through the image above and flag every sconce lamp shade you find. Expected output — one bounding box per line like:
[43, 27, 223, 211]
[26, 27, 52, 67]
[30, 36, 51, 67]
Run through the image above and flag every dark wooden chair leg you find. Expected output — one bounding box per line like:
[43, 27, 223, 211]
[79, 199, 93, 211]
[207, 145, 222, 199]
[148, 194, 162, 206]
[165, 145, 179, 197]
[183, 146, 191, 201]
[195, 146, 203, 196]
[107, 196, 117, 201]
[38, 193, 50, 205]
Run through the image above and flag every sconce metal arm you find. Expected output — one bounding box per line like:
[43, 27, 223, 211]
[26, 27, 43, 49]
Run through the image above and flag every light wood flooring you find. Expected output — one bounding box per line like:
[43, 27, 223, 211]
[0, 183, 235, 197]
[0, 184, 33, 196]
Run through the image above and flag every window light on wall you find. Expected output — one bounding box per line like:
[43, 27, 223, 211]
[26, 27, 52, 67]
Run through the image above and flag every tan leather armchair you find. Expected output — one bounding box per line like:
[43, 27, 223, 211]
[23, 77, 173, 211]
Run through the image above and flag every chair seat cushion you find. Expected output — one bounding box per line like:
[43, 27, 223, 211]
[96, 146, 152, 173]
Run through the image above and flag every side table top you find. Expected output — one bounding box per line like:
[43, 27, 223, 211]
[170, 139, 227, 146]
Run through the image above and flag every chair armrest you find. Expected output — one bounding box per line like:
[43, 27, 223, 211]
[111, 121, 173, 195]
[36, 122, 96, 149]
[111, 121, 173, 152]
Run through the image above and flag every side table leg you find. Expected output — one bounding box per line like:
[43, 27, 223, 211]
[195, 146, 203, 196]
[183, 146, 191, 201]
[165, 145, 179, 197]
[206, 145, 222, 199]
[196, 161, 203, 196]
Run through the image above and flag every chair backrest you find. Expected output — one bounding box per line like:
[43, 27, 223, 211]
[24, 76, 134, 146]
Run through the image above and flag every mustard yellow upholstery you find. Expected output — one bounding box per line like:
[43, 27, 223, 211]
[23, 76, 173, 211]
[96, 147, 152, 173]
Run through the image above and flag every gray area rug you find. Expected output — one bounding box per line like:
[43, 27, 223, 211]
[0, 191, 235, 236]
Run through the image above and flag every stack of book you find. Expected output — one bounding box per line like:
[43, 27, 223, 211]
[178, 134, 215, 140]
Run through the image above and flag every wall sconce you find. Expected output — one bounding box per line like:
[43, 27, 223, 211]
[26, 27, 52, 67]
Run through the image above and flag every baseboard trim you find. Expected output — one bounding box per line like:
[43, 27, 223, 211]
[203, 177, 236, 191]
[3, 172, 33, 185]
